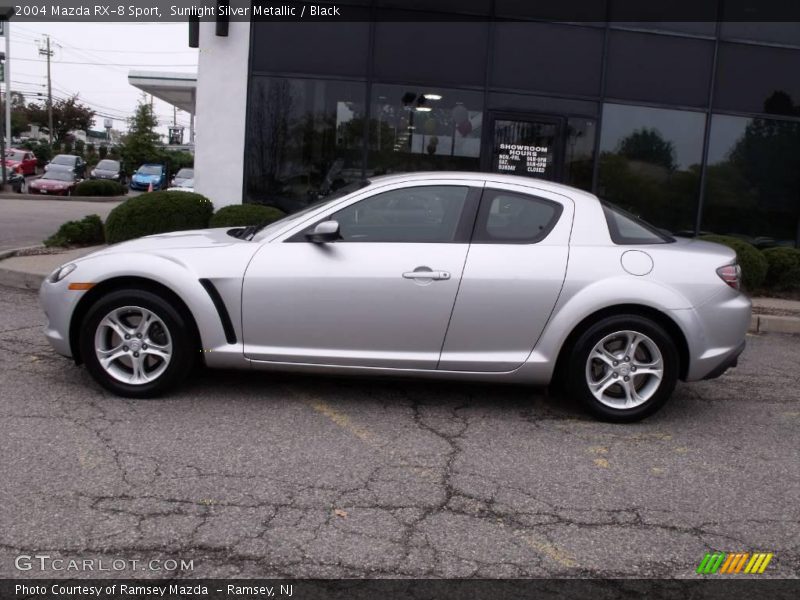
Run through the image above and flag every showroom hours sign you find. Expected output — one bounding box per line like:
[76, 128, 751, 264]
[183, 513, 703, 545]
[495, 143, 550, 175]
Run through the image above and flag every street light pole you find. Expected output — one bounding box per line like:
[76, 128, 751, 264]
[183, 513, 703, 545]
[4, 20, 9, 148]
[38, 35, 53, 145]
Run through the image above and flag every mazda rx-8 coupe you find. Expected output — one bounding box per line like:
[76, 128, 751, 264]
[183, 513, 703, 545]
[40, 172, 750, 422]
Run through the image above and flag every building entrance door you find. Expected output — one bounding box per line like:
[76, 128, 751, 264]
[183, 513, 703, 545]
[482, 113, 566, 182]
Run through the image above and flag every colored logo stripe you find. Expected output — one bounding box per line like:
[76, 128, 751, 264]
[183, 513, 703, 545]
[698, 552, 773, 574]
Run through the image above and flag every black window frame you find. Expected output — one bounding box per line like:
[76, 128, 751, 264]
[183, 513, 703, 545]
[472, 188, 564, 245]
[601, 201, 676, 245]
[289, 185, 482, 244]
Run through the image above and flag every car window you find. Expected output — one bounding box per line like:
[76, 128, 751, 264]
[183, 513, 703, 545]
[176, 168, 194, 178]
[474, 190, 563, 244]
[51, 155, 74, 165]
[330, 186, 470, 243]
[602, 203, 674, 245]
[96, 160, 119, 170]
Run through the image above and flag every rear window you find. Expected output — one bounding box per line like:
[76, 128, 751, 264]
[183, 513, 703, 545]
[602, 203, 674, 245]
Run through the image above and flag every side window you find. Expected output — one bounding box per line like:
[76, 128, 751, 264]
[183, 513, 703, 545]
[474, 190, 563, 243]
[330, 185, 471, 243]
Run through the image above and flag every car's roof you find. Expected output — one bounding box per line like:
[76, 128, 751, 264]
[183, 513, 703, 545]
[367, 171, 599, 203]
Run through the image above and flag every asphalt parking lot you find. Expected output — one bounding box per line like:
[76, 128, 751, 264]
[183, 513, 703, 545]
[1, 285, 798, 579]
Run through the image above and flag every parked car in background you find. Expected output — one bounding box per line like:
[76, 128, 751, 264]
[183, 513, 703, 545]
[90, 159, 126, 184]
[9, 170, 27, 193]
[45, 154, 86, 179]
[5, 148, 38, 176]
[39, 172, 751, 422]
[130, 164, 167, 191]
[170, 167, 194, 188]
[29, 169, 80, 196]
[167, 178, 194, 192]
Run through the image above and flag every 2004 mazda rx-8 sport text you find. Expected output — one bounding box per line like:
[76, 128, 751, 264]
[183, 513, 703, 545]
[40, 173, 751, 421]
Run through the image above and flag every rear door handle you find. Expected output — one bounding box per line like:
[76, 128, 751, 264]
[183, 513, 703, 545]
[403, 269, 451, 281]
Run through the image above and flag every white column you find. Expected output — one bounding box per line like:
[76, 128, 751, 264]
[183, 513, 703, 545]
[194, 21, 250, 208]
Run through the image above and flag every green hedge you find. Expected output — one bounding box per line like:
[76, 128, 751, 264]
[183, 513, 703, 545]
[105, 191, 214, 244]
[73, 179, 127, 197]
[762, 247, 800, 291]
[699, 235, 768, 291]
[209, 204, 285, 229]
[44, 214, 105, 248]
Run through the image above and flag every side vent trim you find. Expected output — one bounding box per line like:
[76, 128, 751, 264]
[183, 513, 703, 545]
[199, 279, 237, 344]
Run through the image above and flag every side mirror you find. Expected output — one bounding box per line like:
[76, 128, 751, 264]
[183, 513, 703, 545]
[306, 220, 341, 243]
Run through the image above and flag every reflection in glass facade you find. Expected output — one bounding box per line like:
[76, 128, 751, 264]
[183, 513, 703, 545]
[245, 16, 800, 247]
[598, 104, 705, 234]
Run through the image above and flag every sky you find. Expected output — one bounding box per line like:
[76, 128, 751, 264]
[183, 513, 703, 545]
[7, 22, 198, 139]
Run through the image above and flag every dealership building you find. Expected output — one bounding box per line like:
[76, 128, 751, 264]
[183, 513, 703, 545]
[193, 7, 800, 247]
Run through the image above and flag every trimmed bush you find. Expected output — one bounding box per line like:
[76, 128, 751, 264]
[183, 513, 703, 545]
[105, 191, 214, 244]
[44, 214, 105, 248]
[762, 247, 800, 291]
[73, 179, 127, 197]
[699, 235, 768, 291]
[209, 204, 285, 229]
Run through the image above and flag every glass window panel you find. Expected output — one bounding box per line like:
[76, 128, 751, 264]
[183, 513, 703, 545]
[476, 191, 563, 243]
[367, 85, 483, 176]
[491, 23, 604, 96]
[605, 31, 713, 107]
[597, 103, 705, 234]
[373, 21, 488, 87]
[715, 43, 800, 117]
[703, 114, 800, 247]
[488, 92, 599, 117]
[565, 117, 597, 191]
[244, 77, 366, 213]
[333, 185, 470, 243]
[251, 22, 370, 78]
[721, 22, 800, 47]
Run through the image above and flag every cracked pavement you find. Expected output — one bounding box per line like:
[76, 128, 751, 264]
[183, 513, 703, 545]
[1, 285, 798, 579]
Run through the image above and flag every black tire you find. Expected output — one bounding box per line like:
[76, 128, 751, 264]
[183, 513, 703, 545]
[566, 315, 679, 423]
[79, 289, 196, 398]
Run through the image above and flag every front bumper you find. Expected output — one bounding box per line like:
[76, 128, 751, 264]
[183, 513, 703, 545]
[39, 278, 82, 358]
[130, 180, 161, 190]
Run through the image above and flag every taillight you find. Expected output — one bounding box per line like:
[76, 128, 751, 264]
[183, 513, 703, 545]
[716, 263, 741, 290]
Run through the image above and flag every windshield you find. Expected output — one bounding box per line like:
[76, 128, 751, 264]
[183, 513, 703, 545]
[42, 170, 74, 182]
[6, 151, 25, 161]
[96, 160, 119, 170]
[251, 180, 372, 240]
[139, 165, 162, 175]
[176, 168, 194, 178]
[51, 155, 75, 166]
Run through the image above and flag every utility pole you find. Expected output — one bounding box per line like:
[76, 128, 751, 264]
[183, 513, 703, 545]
[38, 35, 53, 145]
[4, 20, 10, 150]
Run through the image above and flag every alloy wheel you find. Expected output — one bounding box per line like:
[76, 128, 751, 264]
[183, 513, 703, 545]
[94, 305, 173, 385]
[585, 330, 664, 409]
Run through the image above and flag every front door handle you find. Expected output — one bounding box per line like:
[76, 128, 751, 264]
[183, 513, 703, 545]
[403, 268, 451, 281]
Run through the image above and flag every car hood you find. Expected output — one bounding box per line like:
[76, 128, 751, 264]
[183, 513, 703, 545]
[133, 173, 162, 182]
[78, 228, 247, 261]
[31, 179, 69, 188]
[94, 169, 118, 177]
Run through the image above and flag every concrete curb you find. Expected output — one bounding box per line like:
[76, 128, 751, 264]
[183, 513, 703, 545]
[0, 245, 43, 261]
[0, 266, 44, 290]
[750, 314, 800, 335]
[0, 193, 126, 202]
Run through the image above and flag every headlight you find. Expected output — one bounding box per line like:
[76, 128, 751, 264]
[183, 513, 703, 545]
[48, 263, 77, 283]
[91, 170, 97, 177]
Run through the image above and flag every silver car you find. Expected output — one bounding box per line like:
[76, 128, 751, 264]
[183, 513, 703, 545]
[39, 173, 750, 422]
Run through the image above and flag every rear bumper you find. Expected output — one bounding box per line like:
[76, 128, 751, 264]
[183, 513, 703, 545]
[679, 289, 751, 381]
[702, 339, 745, 380]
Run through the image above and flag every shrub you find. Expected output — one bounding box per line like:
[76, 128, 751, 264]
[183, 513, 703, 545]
[699, 235, 768, 291]
[44, 214, 104, 247]
[761, 247, 800, 291]
[73, 179, 127, 197]
[209, 204, 285, 229]
[105, 191, 214, 244]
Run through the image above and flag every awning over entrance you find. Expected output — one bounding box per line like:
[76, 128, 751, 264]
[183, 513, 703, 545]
[128, 70, 197, 144]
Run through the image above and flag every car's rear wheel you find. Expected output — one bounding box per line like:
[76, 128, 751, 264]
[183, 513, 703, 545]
[79, 289, 196, 398]
[566, 315, 678, 422]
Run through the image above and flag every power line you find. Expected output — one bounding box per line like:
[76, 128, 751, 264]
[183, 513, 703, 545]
[13, 57, 197, 67]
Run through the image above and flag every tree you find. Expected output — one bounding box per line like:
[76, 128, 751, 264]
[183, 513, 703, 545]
[617, 128, 677, 172]
[119, 97, 160, 174]
[23, 95, 94, 143]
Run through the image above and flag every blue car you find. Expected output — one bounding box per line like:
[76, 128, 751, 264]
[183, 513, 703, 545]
[129, 164, 167, 191]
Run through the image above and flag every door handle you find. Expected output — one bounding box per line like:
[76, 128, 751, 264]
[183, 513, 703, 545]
[403, 269, 451, 281]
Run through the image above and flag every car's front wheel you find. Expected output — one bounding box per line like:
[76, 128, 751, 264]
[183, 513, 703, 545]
[566, 315, 678, 422]
[79, 289, 196, 398]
